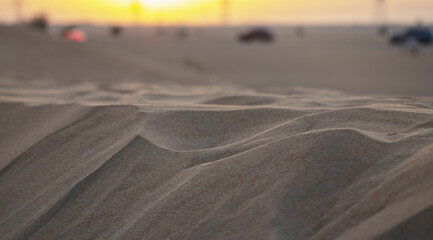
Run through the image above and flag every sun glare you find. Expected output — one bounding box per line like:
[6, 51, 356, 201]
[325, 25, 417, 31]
[113, 0, 194, 10]
[143, 0, 185, 9]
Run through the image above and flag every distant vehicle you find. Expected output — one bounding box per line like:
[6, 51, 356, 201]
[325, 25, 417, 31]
[390, 26, 433, 45]
[110, 26, 123, 37]
[61, 25, 87, 42]
[239, 28, 274, 43]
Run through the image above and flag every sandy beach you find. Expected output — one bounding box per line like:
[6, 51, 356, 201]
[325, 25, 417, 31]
[1, 25, 433, 240]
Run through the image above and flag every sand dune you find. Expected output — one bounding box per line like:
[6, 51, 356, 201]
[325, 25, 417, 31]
[1, 84, 432, 240]
[1, 26, 433, 239]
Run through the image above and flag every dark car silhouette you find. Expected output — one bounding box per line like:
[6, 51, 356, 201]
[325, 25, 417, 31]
[239, 28, 274, 43]
[390, 26, 433, 45]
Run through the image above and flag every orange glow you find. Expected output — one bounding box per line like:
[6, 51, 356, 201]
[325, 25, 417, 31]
[112, 0, 198, 10]
[1, 0, 432, 25]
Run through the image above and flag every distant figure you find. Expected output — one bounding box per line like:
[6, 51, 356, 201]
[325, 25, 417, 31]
[239, 28, 274, 43]
[110, 26, 123, 37]
[377, 25, 388, 37]
[375, 0, 388, 37]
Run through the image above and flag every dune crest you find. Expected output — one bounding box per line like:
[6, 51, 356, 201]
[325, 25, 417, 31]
[0, 82, 432, 240]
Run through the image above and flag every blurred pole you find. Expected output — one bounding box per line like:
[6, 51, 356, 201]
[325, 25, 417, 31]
[220, 0, 230, 26]
[375, 0, 388, 36]
[199, 3, 209, 35]
[131, 0, 143, 40]
[376, 0, 387, 24]
[156, 13, 165, 37]
[14, 0, 23, 24]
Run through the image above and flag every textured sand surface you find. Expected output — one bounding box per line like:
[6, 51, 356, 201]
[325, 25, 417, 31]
[1, 26, 433, 240]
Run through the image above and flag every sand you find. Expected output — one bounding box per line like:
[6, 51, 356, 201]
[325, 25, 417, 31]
[86, 26, 433, 96]
[1, 26, 433, 240]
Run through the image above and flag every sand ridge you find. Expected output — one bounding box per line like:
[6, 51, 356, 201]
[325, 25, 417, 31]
[0, 82, 432, 239]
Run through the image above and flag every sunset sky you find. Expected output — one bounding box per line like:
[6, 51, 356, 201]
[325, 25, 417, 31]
[1, 0, 433, 25]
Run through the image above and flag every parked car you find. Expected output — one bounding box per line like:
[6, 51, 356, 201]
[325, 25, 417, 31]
[390, 26, 433, 45]
[61, 25, 87, 42]
[239, 28, 274, 43]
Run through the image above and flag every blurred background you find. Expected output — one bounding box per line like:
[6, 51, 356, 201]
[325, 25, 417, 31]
[0, 0, 432, 96]
[2, 0, 433, 25]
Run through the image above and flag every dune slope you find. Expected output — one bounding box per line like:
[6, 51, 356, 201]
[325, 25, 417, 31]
[0, 87, 433, 240]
